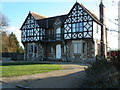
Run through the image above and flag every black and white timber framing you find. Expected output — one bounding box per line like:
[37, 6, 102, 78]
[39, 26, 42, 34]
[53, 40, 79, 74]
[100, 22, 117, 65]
[20, 2, 107, 62]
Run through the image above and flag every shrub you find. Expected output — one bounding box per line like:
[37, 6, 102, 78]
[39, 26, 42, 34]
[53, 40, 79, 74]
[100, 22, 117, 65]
[85, 59, 111, 77]
[110, 50, 120, 72]
[82, 59, 120, 88]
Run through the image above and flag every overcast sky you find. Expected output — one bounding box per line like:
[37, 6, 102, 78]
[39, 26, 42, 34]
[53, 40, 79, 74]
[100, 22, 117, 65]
[1, 0, 119, 50]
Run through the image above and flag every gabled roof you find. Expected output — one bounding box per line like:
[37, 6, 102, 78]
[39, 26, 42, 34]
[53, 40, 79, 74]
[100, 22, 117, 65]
[31, 12, 46, 20]
[20, 12, 46, 30]
[36, 14, 67, 29]
[68, 2, 101, 25]
[79, 3, 101, 25]
[20, 2, 102, 30]
[80, 3, 99, 21]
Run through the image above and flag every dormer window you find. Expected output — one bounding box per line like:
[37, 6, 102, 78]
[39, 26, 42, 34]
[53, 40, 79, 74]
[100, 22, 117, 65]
[56, 27, 61, 40]
[54, 18, 61, 27]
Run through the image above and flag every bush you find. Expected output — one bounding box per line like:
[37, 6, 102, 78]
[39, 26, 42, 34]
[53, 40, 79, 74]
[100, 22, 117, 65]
[85, 59, 111, 76]
[110, 50, 120, 72]
[82, 59, 120, 88]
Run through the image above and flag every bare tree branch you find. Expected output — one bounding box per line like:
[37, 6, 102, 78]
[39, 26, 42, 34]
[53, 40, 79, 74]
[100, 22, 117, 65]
[0, 12, 9, 27]
[0, 11, 9, 32]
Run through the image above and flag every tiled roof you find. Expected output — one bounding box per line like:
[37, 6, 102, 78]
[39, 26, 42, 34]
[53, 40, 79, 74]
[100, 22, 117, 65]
[31, 12, 46, 20]
[79, 3, 100, 23]
[78, 2, 102, 25]
[20, 2, 102, 30]
[36, 14, 67, 29]
[35, 3, 101, 29]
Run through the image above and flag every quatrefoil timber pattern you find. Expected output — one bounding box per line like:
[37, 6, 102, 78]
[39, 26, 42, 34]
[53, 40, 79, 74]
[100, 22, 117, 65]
[20, 2, 101, 43]
[64, 3, 93, 39]
[21, 13, 45, 42]
[54, 18, 61, 28]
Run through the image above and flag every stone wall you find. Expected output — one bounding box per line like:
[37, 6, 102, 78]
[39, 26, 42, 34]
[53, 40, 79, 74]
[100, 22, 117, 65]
[44, 42, 64, 60]
[23, 39, 97, 63]
[38, 42, 44, 61]
[86, 40, 94, 58]
[62, 39, 96, 63]
[24, 42, 44, 61]
[23, 43, 28, 60]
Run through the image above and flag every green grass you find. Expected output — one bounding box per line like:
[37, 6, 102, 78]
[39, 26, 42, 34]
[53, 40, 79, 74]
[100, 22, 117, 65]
[1, 63, 62, 77]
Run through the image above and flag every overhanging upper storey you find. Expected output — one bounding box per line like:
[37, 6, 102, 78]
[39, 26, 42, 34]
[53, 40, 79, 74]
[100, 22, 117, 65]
[63, 2, 101, 40]
[20, 2, 102, 43]
[20, 12, 46, 43]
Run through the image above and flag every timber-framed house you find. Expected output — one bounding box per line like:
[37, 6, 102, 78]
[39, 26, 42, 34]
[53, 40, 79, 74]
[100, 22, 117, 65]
[20, 1, 107, 62]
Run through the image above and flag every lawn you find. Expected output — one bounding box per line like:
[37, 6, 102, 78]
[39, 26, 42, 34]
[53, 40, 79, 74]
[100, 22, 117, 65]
[1, 62, 62, 77]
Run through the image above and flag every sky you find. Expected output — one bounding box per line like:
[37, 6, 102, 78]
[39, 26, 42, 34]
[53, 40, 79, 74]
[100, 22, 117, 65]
[1, 0, 119, 50]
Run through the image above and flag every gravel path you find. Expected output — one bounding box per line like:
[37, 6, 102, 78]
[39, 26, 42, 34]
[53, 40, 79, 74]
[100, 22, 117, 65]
[1, 62, 88, 88]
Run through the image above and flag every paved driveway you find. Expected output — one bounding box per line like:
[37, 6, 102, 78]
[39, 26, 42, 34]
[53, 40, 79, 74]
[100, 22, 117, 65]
[1, 62, 88, 88]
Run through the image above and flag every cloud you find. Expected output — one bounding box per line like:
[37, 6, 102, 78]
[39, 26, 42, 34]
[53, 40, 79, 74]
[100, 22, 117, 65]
[6, 26, 19, 32]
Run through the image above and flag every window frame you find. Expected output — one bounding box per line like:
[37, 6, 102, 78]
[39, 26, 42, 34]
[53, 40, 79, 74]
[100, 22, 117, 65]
[28, 44, 33, 54]
[72, 22, 83, 33]
[73, 42, 81, 53]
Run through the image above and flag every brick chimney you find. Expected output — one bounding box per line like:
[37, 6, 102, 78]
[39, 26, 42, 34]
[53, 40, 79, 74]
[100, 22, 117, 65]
[118, 1, 120, 49]
[99, 0, 107, 58]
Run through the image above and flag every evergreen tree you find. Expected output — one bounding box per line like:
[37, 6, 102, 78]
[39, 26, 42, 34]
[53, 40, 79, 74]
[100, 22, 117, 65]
[8, 32, 19, 52]
[0, 11, 24, 53]
[1, 31, 9, 52]
[1, 32, 24, 53]
[0, 11, 9, 52]
[17, 46, 24, 53]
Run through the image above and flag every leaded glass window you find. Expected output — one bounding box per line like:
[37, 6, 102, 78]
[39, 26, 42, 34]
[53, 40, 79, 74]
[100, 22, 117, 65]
[72, 22, 83, 32]
[73, 43, 81, 53]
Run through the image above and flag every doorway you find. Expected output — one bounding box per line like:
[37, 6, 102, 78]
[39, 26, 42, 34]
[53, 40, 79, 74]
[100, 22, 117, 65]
[56, 44, 61, 58]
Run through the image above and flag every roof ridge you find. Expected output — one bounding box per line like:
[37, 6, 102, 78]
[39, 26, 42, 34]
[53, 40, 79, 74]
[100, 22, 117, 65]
[47, 14, 68, 19]
[36, 14, 68, 21]
[79, 3, 99, 21]
[31, 12, 46, 18]
[31, 12, 46, 20]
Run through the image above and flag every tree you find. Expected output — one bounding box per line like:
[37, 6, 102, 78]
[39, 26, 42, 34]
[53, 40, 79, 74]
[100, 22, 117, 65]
[0, 31, 9, 52]
[8, 33, 18, 52]
[0, 12, 24, 53]
[0, 11, 9, 53]
[8, 32, 24, 53]
[1, 32, 24, 53]
[0, 12, 9, 28]
[17, 46, 24, 53]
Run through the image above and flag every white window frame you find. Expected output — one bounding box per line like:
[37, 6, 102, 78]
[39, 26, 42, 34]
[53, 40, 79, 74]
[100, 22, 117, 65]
[73, 42, 81, 53]
[72, 22, 83, 32]
[28, 43, 38, 54]
[51, 47, 53, 53]
[56, 27, 61, 40]
[63, 45, 66, 53]
[28, 44, 33, 54]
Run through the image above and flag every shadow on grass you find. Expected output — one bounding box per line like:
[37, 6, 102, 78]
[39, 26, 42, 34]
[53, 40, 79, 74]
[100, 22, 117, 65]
[1, 61, 89, 66]
[1, 62, 51, 66]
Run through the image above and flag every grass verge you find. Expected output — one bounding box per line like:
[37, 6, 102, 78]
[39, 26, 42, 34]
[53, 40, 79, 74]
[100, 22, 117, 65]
[1, 63, 62, 77]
